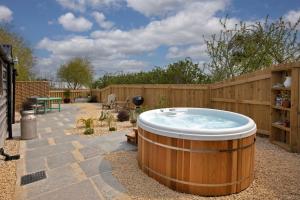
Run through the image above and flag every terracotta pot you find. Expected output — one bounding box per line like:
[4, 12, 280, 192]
[281, 100, 290, 108]
[284, 120, 290, 127]
[63, 98, 71, 103]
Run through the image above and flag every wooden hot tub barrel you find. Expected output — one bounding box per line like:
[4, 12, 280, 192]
[137, 127, 256, 196]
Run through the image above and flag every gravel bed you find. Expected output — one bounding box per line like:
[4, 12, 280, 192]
[105, 137, 300, 200]
[67, 103, 134, 136]
[0, 139, 19, 200]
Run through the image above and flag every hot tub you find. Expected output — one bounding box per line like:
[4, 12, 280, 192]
[137, 108, 256, 196]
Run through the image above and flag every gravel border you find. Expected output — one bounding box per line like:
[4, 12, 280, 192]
[105, 137, 300, 200]
[0, 139, 20, 200]
[67, 103, 134, 136]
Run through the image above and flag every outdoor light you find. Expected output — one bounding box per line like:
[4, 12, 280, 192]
[13, 57, 18, 65]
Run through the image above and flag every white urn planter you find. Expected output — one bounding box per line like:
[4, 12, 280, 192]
[283, 76, 292, 88]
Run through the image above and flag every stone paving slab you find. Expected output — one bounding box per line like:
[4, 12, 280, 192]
[25, 157, 46, 174]
[38, 130, 66, 139]
[91, 173, 127, 200]
[53, 134, 81, 144]
[25, 138, 49, 149]
[47, 152, 76, 169]
[25, 143, 74, 159]
[79, 146, 106, 160]
[15, 104, 136, 200]
[30, 180, 102, 200]
[25, 165, 80, 199]
[79, 156, 112, 177]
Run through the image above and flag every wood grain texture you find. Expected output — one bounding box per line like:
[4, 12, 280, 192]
[137, 127, 256, 196]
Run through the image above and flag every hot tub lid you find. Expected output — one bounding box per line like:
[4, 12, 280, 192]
[137, 108, 257, 141]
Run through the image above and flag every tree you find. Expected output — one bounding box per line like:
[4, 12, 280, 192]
[57, 57, 93, 89]
[165, 58, 208, 84]
[92, 58, 208, 88]
[204, 16, 300, 82]
[0, 25, 34, 80]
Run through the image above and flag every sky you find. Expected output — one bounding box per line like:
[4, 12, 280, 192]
[0, 0, 300, 79]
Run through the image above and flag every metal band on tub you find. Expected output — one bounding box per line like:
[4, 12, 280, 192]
[138, 132, 255, 153]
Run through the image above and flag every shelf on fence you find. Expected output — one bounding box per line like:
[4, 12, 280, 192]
[271, 105, 291, 111]
[271, 123, 291, 132]
[271, 87, 291, 91]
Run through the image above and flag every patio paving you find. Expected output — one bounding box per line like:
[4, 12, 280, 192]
[13, 104, 136, 200]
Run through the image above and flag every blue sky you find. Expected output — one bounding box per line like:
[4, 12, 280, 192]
[0, 0, 299, 79]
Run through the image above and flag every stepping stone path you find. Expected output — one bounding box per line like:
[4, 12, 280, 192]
[13, 104, 136, 200]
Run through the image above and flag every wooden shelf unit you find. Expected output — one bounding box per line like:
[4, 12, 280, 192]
[270, 66, 300, 152]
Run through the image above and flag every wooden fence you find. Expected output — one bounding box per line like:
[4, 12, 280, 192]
[91, 68, 273, 136]
[92, 84, 210, 108]
[15, 81, 50, 111]
[210, 68, 272, 136]
[49, 89, 91, 101]
[15, 64, 299, 138]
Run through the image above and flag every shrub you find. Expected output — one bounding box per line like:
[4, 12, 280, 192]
[77, 118, 96, 129]
[77, 117, 96, 135]
[117, 110, 129, 122]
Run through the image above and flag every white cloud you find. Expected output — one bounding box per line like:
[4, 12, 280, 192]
[92, 12, 114, 29]
[56, 0, 86, 12]
[167, 44, 208, 60]
[38, 0, 238, 74]
[58, 12, 92, 32]
[56, 0, 122, 12]
[0, 5, 13, 22]
[126, 0, 229, 17]
[284, 9, 300, 24]
[116, 59, 147, 70]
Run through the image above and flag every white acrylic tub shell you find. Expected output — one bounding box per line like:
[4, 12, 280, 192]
[137, 108, 257, 141]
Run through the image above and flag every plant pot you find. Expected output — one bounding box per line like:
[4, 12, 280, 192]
[84, 128, 94, 135]
[64, 98, 71, 103]
[283, 120, 290, 128]
[281, 100, 290, 108]
[109, 127, 116, 131]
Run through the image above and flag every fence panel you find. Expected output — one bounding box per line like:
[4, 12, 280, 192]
[210, 68, 271, 135]
[15, 81, 50, 111]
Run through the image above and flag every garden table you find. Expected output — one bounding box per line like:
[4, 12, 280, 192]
[36, 97, 62, 113]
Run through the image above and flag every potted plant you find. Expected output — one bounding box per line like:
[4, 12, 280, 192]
[117, 110, 129, 122]
[77, 118, 96, 135]
[106, 113, 117, 131]
[63, 89, 71, 103]
[129, 110, 137, 127]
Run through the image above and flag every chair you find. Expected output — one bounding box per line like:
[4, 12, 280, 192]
[102, 94, 116, 109]
[27, 97, 46, 114]
[115, 96, 131, 111]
